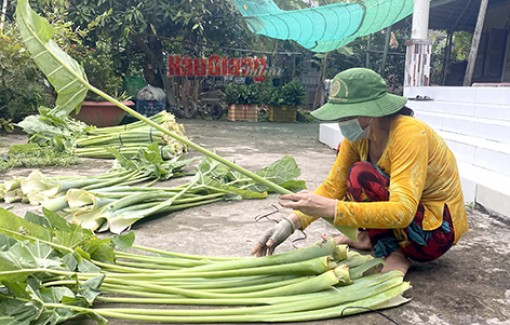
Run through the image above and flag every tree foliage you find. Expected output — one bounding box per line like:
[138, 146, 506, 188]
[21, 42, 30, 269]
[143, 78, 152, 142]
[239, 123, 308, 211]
[0, 24, 52, 122]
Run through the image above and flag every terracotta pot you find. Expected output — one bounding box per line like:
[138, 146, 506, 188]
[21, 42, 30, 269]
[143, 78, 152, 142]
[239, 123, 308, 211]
[73, 101, 133, 127]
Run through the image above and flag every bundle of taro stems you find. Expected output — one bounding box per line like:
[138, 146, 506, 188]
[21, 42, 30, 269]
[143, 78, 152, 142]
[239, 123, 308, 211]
[16, 110, 188, 159]
[0, 207, 411, 324]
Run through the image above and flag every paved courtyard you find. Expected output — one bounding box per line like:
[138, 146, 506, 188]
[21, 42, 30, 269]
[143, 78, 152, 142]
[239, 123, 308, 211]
[1, 119, 509, 325]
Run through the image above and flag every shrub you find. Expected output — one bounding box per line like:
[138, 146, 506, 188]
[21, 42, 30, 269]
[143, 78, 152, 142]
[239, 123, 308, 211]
[225, 83, 242, 105]
[224, 83, 261, 105]
[242, 83, 261, 105]
[281, 80, 306, 107]
[0, 26, 53, 122]
[67, 41, 124, 101]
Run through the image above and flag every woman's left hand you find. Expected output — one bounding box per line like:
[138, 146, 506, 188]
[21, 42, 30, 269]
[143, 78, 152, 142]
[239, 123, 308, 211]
[279, 191, 336, 218]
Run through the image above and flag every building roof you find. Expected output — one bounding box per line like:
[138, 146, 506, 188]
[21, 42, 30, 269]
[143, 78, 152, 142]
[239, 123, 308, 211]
[428, 0, 509, 32]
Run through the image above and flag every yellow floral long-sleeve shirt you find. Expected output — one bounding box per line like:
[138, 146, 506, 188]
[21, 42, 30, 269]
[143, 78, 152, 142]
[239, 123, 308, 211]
[298, 115, 468, 244]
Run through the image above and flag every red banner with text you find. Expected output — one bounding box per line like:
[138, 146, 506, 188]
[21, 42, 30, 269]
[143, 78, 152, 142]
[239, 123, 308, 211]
[168, 55, 268, 82]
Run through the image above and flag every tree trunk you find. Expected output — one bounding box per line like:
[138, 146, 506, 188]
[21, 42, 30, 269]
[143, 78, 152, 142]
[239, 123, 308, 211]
[313, 53, 328, 109]
[464, 0, 489, 86]
[380, 26, 392, 77]
[133, 34, 176, 107]
[0, 0, 8, 31]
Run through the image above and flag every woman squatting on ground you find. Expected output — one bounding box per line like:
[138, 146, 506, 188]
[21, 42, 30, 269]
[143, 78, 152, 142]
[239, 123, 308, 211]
[252, 68, 469, 276]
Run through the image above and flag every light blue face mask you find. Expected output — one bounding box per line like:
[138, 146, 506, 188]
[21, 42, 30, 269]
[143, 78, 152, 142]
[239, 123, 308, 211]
[338, 118, 371, 141]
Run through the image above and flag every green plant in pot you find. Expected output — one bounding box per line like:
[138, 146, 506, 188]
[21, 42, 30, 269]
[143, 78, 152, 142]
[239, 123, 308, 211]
[68, 41, 132, 126]
[242, 83, 261, 106]
[281, 80, 306, 107]
[265, 87, 284, 107]
[268, 80, 306, 122]
[225, 83, 260, 122]
[225, 83, 242, 107]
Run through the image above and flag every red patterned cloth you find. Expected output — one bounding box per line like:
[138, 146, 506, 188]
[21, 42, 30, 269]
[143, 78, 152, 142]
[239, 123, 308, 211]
[347, 161, 455, 262]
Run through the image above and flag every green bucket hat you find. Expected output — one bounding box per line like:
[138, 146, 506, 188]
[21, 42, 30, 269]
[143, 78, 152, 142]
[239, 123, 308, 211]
[311, 68, 407, 121]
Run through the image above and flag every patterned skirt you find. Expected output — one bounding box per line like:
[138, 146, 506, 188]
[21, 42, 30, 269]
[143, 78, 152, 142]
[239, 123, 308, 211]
[346, 161, 455, 262]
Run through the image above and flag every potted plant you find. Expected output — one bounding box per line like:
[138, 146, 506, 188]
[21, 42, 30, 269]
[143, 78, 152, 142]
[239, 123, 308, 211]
[70, 41, 134, 126]
[268, 80, 306, 122]
[226, 83, 260, 122]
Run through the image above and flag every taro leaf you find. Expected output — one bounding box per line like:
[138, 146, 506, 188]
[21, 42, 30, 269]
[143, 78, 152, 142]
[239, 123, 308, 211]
[40, 208, 74, 232]
[2, 281, 31, 300]
[0, 208, 52, 243]
[0, 208, 115, 264]
[77, 258, 101, 274]
[107, 144, 194, 180]
[0, 297, 38, 325]
[80, 237, 116, 263]
[225, 155, 307, 193]
[111, 231, 135, 250]
[23, 211, 51, 228]
[252, 155, 306, 192]
[193, 156, 306, 199]
[0, 241, 68, 283]
[1, 283, 83, 325]
[42, 208, 115, 262]
[106, 147, 138, 171]
[194, 159, 268, 199]
[15, 0, 88, 117]
[16, 108, 88, 150]
[62, 253, 79, 272]
[0, 234, 16, 250]
[76, 275, 105, 305]
[198, 157, 232, 182]
[31, 286, 86, 324]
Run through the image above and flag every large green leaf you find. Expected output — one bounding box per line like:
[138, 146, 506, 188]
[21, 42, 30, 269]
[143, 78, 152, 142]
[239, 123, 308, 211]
[0, 298, 38, 325]
[0, 241, 69, 283]
[0, 208, 116, 263]
[0, 208, 52, 243]
[15, 0, 88, 117]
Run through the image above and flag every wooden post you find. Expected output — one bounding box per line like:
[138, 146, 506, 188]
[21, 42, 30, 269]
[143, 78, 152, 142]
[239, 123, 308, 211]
[404, 0, 432, 87]
[463, 0, 489, 86]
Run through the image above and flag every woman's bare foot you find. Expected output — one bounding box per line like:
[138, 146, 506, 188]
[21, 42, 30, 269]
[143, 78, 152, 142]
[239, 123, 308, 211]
[382, 250, 411, 275]
[321, 231, 372, 250]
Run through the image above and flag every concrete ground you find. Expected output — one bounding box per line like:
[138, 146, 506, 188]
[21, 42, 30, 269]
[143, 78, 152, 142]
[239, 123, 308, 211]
[1, 119, 509, 325]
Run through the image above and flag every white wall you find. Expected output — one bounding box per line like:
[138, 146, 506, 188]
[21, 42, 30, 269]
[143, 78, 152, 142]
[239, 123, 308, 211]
[318, 86, 510, 218]
[405, 86, 510, 217]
